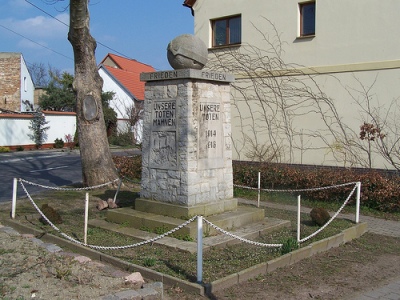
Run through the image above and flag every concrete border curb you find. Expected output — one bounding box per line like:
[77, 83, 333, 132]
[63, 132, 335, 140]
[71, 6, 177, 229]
[3, 218, 367, 296]
[205, 222, 368, 295]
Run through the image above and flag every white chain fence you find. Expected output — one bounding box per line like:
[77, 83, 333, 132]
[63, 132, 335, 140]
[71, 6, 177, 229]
[16, 178, 283, 250]
[13, 177, 360, 251]
[234, 181, 358, 193]
[19, 178, 120, 191]
[18, 178, 197, 250]
[298, 183, 357, 243]
[234, 180, 361, 244]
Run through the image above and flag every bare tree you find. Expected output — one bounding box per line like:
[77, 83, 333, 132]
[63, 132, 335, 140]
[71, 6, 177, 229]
[345, 76, 400, 171]
[206, 17, 398, 169]
[28, 62, 49, 87]
[126, 100, 144, 144]
[68, 0, 118, 186]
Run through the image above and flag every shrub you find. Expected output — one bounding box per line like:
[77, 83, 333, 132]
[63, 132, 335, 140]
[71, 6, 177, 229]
[280, 237, 299, 254]
[54, 138, 65, 148]
[112, 155, 142, 180]
[16, 146, 24, 151]
[233, 161, 400, 213]
[110, 156, 400, 213]
[109, 132, 134, 147]
[0, 146, 10, 153]
[28, 111, 49, 149]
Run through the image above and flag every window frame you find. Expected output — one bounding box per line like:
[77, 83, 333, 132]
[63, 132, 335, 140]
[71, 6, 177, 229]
[23, 76, 28, 92]
[211, 15, 241, 48]
[299, 1, 316, 37]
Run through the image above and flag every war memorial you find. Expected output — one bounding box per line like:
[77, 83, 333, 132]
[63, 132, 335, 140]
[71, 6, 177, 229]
[107, 35, 270, 237]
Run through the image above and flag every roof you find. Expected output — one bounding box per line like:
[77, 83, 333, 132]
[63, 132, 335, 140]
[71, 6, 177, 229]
[99, 53, 155, 101]
[183, 0, 196, 7]
[183, 0, 196, 15]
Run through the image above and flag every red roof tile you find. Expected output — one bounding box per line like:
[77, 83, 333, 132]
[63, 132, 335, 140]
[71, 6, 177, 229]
[100, 53, 155, 100]
[183, 0, 196, 7]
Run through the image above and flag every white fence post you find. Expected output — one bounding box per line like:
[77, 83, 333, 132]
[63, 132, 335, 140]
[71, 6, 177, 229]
[297, 195, 301, 242]
[257, 172, 261, 208]
[11, 178, 18, 219]
[197, 216, 203, 284]
[84, 192, 89, 245]
[356, 182, 361, 223]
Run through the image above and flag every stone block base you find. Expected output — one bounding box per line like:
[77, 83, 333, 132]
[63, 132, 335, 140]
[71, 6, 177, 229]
[106, 205, 265, 239]
[135, 198, 238, 219]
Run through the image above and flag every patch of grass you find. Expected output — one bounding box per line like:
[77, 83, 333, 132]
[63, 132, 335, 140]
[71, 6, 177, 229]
[0, 182, 390, 284]
[143, 257, 157, 267]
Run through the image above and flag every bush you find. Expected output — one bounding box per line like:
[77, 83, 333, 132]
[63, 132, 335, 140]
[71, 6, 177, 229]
[54, 138, 65, 149]
[233, 161, 400, 213]
[109, 156, 400, 213]
[16, 146, 24, 151]
[280, 237, 299, 254]
[112, 155, 141, 180]
[0, 146, 10, 153]
[109, 132, 134, 147]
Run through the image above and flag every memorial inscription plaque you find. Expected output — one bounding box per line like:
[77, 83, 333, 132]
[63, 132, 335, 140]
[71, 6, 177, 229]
[198, 101, 223, 168]
[150, 99, 177, 169]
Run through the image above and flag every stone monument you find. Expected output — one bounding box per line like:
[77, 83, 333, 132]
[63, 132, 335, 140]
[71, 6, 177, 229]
[107, 34, 264, 236]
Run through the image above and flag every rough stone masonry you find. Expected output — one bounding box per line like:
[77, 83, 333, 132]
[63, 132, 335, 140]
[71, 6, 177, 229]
[139, 69, 235, 217]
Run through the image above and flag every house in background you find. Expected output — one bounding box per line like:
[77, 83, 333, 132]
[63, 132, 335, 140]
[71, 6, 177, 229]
[98, 53, 155, 143]
[0, 52, 35, 113]
[183, 0, 400, 170]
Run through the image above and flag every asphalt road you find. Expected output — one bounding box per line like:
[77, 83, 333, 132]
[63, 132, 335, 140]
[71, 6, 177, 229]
[0, 149, 82, 203]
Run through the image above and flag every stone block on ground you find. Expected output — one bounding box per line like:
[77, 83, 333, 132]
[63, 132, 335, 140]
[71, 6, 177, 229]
[97, 200, 109, 210]
[125, 272, 145, 288]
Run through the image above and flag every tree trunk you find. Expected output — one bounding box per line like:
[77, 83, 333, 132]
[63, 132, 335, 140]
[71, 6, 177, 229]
[68, 0, 118, 186]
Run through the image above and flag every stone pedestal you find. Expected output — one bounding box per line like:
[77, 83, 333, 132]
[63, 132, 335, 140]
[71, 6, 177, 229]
[138, 69, 235, 218]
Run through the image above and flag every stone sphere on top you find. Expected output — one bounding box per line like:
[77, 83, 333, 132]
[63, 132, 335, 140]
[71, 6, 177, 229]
[167, 34, 208, 70]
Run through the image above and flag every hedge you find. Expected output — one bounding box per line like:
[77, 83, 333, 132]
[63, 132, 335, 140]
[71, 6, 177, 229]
[112, 155, 400, 213]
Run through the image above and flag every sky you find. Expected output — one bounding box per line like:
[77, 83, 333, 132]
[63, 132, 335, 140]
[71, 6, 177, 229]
[0, 0, 194, 74]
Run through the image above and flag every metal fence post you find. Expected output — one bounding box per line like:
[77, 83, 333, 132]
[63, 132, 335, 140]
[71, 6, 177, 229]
[197, 216, 203, 284]
[356, 182, 361, 223]
[11, 178, 18, 219]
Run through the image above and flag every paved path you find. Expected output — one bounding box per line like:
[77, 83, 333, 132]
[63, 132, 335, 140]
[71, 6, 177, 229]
[239, 199, 400, 300]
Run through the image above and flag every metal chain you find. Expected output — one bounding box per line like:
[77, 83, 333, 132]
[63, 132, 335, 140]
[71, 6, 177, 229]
[17, 177, 357, 251]
[234, 181, 358, 193]
[20, 179, 198, 250]
[299, 183, 358, 243]
[203, 218, 282, 248]
[20, 178, 120, 191]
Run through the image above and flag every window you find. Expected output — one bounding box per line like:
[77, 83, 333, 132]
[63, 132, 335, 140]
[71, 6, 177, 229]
[212, 15, 241, 47]
[23, 77, 28, 92]
[299, 1, 315, 37]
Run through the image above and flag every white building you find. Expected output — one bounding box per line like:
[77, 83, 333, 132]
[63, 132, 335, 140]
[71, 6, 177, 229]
[98, 53, 155, 143]
[183, 0, 400, 169]
[0, 52, 35, 112]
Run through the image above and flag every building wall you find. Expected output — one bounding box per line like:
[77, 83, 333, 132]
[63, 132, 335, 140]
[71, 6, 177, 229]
[192, 0, 400, 67]
[20, 56, 35, 112]
[99, 67, 135, 120]
[191, 0, 400, 169]
[0, 111, 76, 149]
[0, 53, 21, 112]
